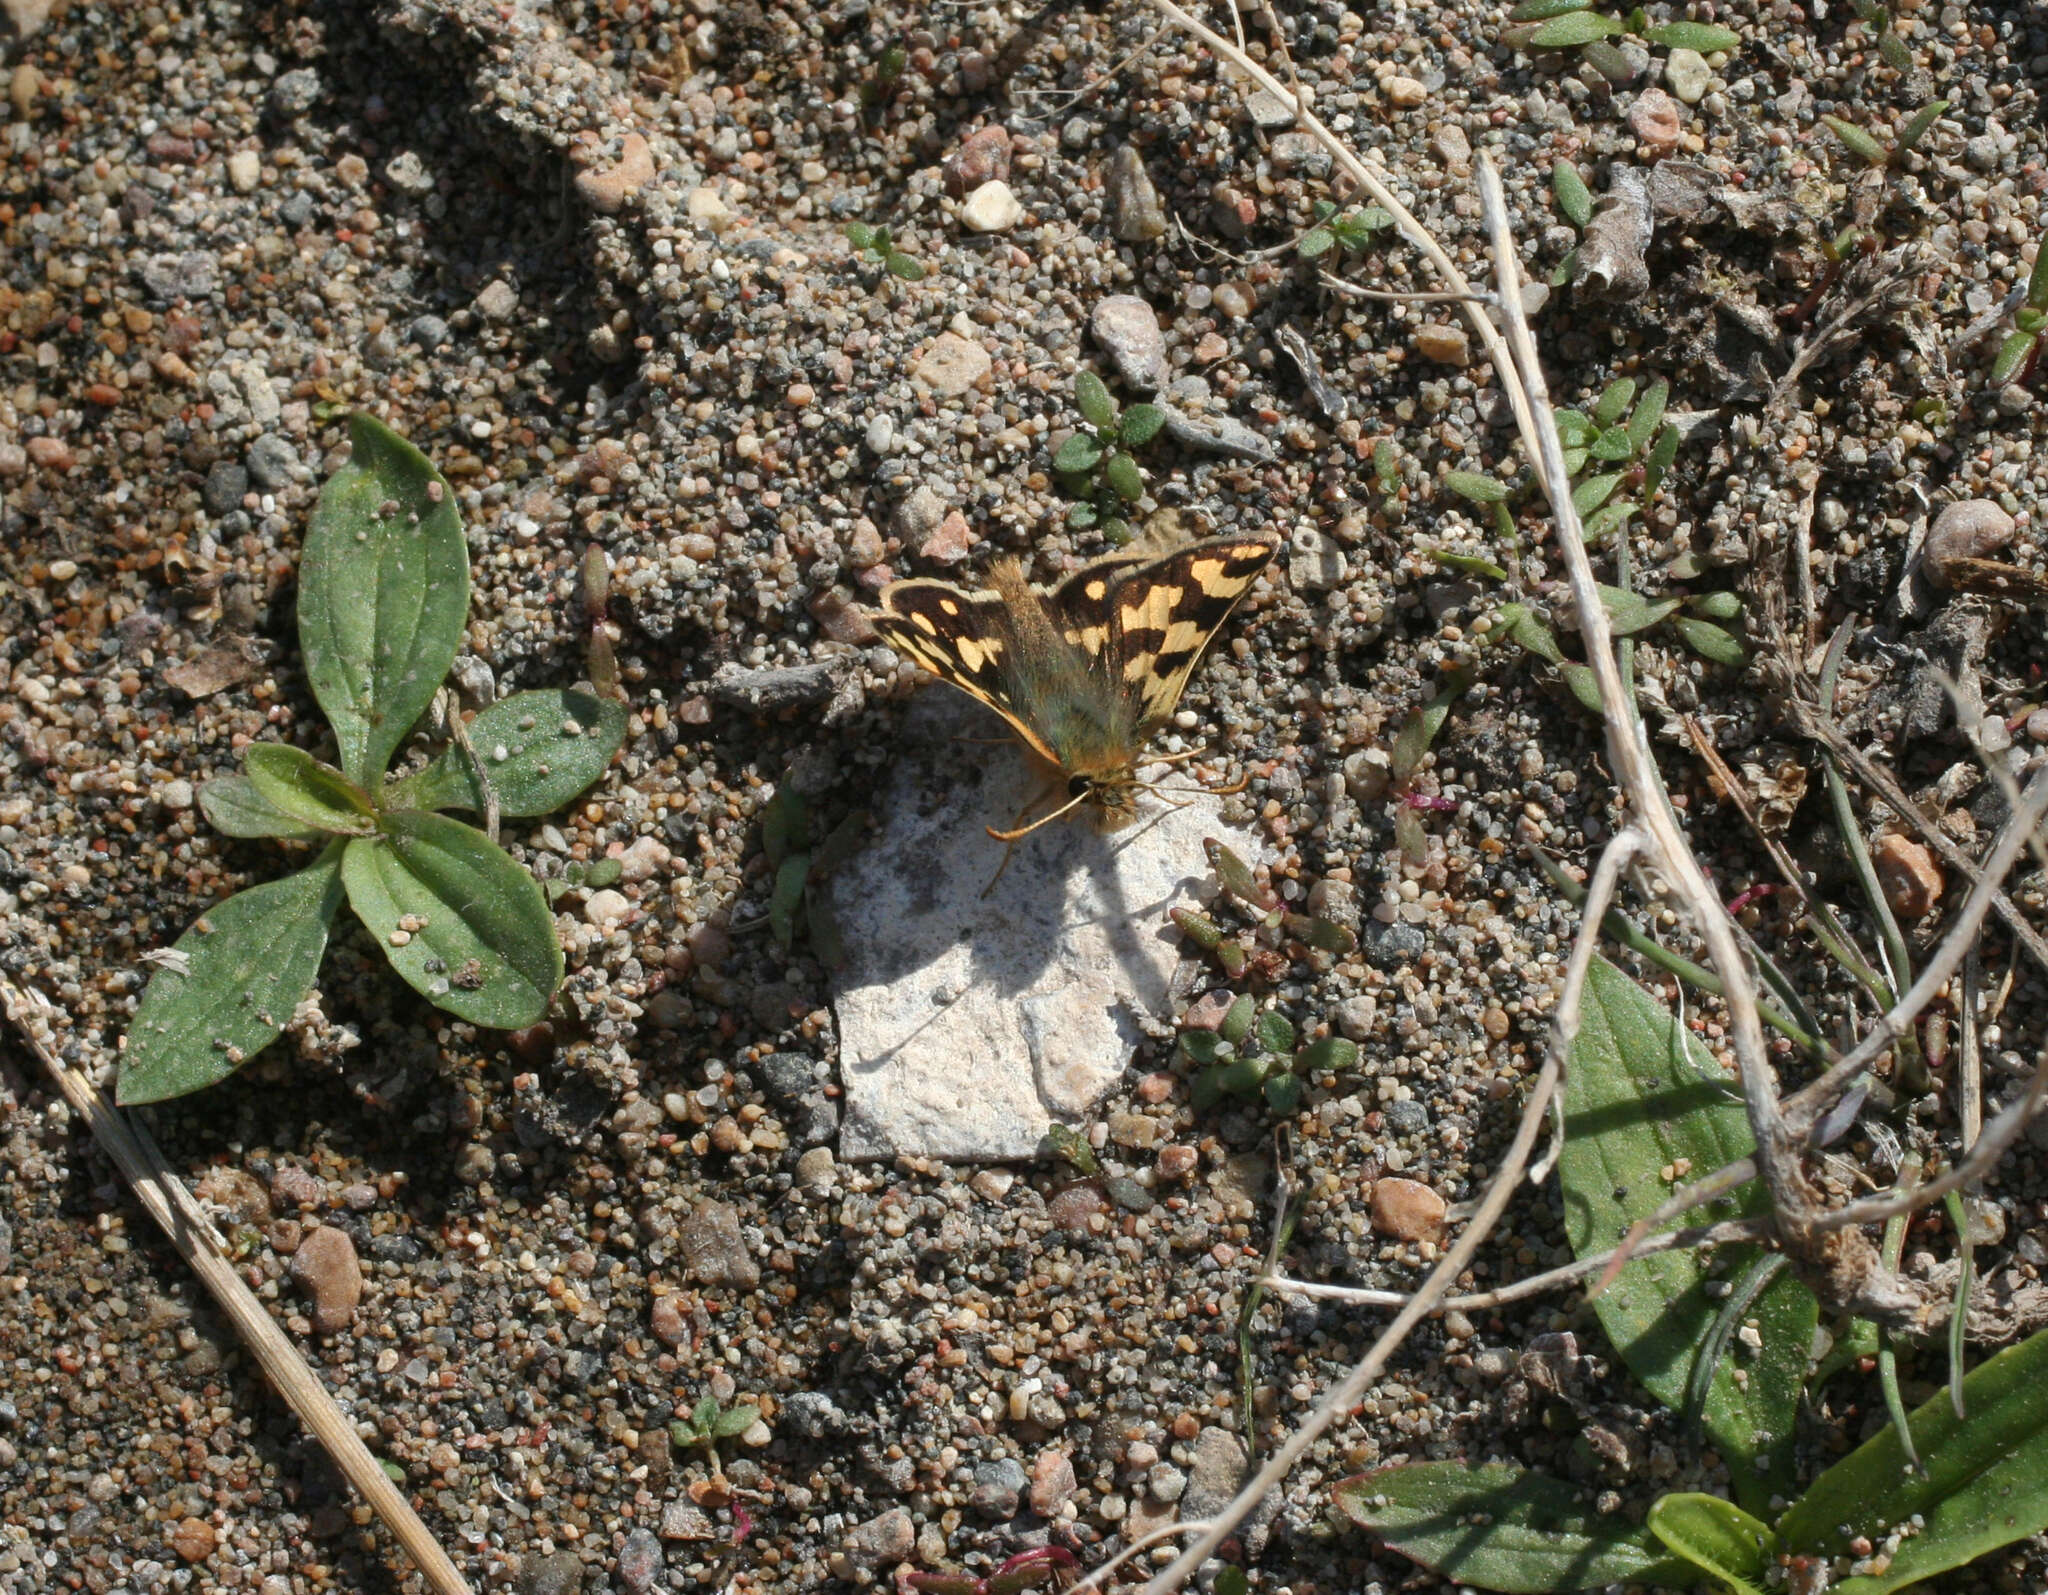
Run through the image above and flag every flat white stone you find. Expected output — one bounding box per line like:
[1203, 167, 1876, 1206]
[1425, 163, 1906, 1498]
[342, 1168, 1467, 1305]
[833, 692, 1261, 1161]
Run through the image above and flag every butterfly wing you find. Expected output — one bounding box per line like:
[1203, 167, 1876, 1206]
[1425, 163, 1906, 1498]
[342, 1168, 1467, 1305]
[1085, 536, 1278, 727]
[872, 578, 1063, 765]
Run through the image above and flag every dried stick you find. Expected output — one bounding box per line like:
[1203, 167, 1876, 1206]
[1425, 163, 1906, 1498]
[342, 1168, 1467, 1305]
[0, 972, 475, 1595]
[1263, 1216, 1769, 1312]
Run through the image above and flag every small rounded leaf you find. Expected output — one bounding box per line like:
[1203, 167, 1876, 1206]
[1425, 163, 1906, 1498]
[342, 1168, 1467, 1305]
[1074, 370, 1117, 430]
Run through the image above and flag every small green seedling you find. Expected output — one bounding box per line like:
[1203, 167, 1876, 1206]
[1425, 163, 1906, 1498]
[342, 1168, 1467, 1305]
[844, 221, 926, 282]
[1992, 236, 2048, 385]
[1548, 158, 1594, 287]
[668, 1395, 761, 1482]
[1821, 98, 1950, 168]
[543, 855, 623, 906]
[119, 415, 629, 1105]
[1181, 992, 1361, 1116]
[1851, 0, 1917, 73]
[1298, 199, 1393, 263]
[858, 42, 908, 121]
[757, 787, 867, 965]
[1504, 0, 1739, 64]
[1053, 370, 1167, 544]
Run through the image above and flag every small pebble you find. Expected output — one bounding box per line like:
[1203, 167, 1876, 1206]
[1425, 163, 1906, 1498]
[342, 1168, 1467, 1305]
[1370, 1177, 1447, 1242]
[1090, 295, 1166, 391]
[1109, 146, 1167, 242]
[1663, 48, 1711, 104]
[1873, 833, 1943, 921]
[287, 1225, 362, 1334]
[1923, 499, 2014, 588]
[960, 179, 1024, 233]
[226, 148, 262, 192]
[575, 132, 656, 214]
[911, 332, 992, 396]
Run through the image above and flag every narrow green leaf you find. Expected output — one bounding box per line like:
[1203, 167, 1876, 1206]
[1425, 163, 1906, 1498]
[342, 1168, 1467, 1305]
[1877, 29, 1913, 72]
[2027, 236, 2048, 311]
[1571, 470, 1626, 516]
[1333, 1462, 1689, 1592]
[1895, 99, 1948, 155]
[1119, 403, 1166, 448]
[1625, 378, 1670, 451]
[1529, 9, 1624, 45]
[1643, 20, 1741, 51]
[1053, 432, 1103, 474]
[1823, 114, 1891, 166]
[119, 847, 347, 1104]
[1645, 421, 1681, 497]
[1551, 408, 1595, 444]
[1551, 159, 1594, 228]
[1221, 992, 1257, 1045]
[1597, 583, 1684, 636]
[1989, 327, 2039, 385]
[1103, 451, 1146, 503]
[1428, 549, 1510, 581]
[1674, 616, 1749, 665]
[1179, 1028, 1225, 1065]
[1562, 959, 1818, 1508]
[1497, 603, 1565, 664]
[1593, 378, 1636, 428]
[1943, 1187, 1972, 1417]
[389, 690, 627, 819]
[1687, 589, 1743, 621]
[242, 743, 376, 836]
[1074, 370, 1117, 430]
[1580, 498, 1638, 545]
[1390, 665, 1474, 783]
[844, 222, 876, 251]
[762, 788, 807, 871]
[1511, 0, 1595, 18]
[769, 852, 809, 951]
[1445, 469, 1510, 504]
[1207, 839, 1273, 909]
[1561, 660, 1606, 714]
[1647, 1494, 1778, 1595]
[198, 775, 329, 841]
[299, 414, 470, 787]
[1263, 1074, 1303, 1115]
[1781, 1324, 2048, 1593]
[341, 811, 562, 1028]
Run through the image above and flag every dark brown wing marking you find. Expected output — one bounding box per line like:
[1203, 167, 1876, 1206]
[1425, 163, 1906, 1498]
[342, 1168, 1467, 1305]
[872, 578, 1061, 765]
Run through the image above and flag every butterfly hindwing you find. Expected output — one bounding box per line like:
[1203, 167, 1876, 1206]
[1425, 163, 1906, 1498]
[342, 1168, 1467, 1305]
[871, 579, 1062, 764]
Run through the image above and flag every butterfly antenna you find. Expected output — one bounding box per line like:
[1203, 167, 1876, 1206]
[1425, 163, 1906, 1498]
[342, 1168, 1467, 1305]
[986, 787, 1094, 843]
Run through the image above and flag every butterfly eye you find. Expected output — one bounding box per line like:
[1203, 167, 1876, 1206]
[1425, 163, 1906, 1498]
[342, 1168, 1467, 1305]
[1067, 775, 1094, 798]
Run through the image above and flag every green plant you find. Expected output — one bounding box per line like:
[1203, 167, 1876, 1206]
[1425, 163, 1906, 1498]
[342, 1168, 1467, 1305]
[1339, 1323, 2048, 1593]
[118, 415, 629, 1105]
[1548, 158, 1594, 287]
[1051, 370, 1166, 544]
[1297, 199, 1393, 262]
[1504, 0, 1739, 61]
[857, 42, 908, 121]
[1991, 236, 2048, 384]
[1851, 0, 1916, 73]
[902, 1547, 1077, 1595]
[844, 221, 926, 282]
[668, 1394, 761, 1482]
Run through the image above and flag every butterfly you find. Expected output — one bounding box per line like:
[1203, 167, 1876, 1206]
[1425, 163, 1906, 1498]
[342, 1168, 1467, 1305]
[873, 534, 1278, 841]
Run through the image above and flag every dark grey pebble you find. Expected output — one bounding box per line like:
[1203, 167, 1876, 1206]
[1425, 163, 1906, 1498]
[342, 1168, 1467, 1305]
[245, 434, 302, 491]
[203, 461, 248, 516]
[1384, 1099, 1430, 1135]
[708, 660, 848, 714]
[971, 1457, 1029, 1518]
[1360, 920, 1427, 964]
[269, 68, 321, 116]
[518, 1549, 585, 1595]
[779, 1390, 847, 1438]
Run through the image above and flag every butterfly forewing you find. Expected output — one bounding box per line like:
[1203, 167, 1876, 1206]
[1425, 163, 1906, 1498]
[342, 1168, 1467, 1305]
[871, 579, 1062, 764]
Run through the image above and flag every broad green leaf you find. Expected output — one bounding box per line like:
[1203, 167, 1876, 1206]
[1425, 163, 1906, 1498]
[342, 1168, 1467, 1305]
[119, 847, 346, 1104]
[844, 222, 876, 251]
[1571, 470, 1626, 516]
[1644, 20, 1741, 51]
[2029, 230, 2048, 311]
[1551, 409, 1595, 444]
[242, 743, 376, 836]
[1580, 498, 1638, 545]
[1053, 432, 1103, 474]
[1074, 370, 1117, 430]
[1445, 469, 1510, 504]
[1877, 29, 1912, 72]
[1103, 451, 1145, 503]
[1297, 225, 1337, 259]
[1220, 992, 1257, 1044]
[299, 414, 470, 787]
[1563, 958, 1818, 1508]
[1596, 583, 1684, 636]
[1561, 660, 1605, 714]
[1119, 404, 1166, 448]
[1529, 10, 1624, 45]
[341, 811, 561, 1028]
[1687, 590, 1744, 622]
[711, 1403, 760, 1439]
[198, 775, 328, 841]
[1648, 1493, 1778, 1595]
[1552, 159, 1594, 227]
[1264, 1073, 1303, 1115]
[885, 251, 926, 282]
[1179, 1028, 1225, 1065]
[387, 690, 627, 820]
[1589, 424, 1636, 461]
[1780, 1324, 2048, 1593]
[1593, 378, 1636, 428]
[1255, 1010, 1296, 1054]
[1674, 616, 1749, 665]
[1333, 1462, 1689, 1592]
[1822, 114, 1890, 166]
